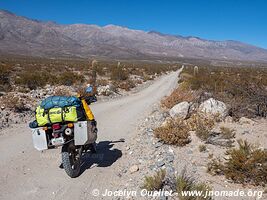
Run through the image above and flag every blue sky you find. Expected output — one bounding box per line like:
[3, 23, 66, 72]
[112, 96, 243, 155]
[0, 0, 266, 49]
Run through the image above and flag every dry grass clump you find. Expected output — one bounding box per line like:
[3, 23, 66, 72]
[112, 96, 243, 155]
[188, 114, 215, 141]
[199, 145, 207, 152]
[161, 82, 198, 109]
[115, 79, 136, 91]
[110, 63, 129, 81]
[56, 71, 85, 86]
[96, 78, 109, 86]
[207, 140, 267, 186]
[219, 126, 235, 139]
[154, 119, 191, 146]
[142, 169, 166, 191]
[176, 169, 212, 200]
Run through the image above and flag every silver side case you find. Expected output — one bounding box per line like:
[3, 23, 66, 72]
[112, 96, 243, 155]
[32, 128, 48, 151]
[74, 121, 97, 145]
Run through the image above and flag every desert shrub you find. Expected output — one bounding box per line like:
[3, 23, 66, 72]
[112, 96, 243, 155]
[219, 126, 235, 139]
[176, 169, 212, 200]
[199, 145, 207, 152]
[57, 71, 85, 86]
[143, 74, 155, 82]
[161, 82, 199, 109]
[96, 78, 109, 86]
[0, 65, 12, 91]
[110, 64, 129, 81]
[116, 79, 136, 91]
[193, 115, 215, 141]
[154, 119, 191, 146]
[15, 72, 50, 90]
[207, 159, 224, 176]
[207, 140, 267, 186]
[142, 169, 166, 191]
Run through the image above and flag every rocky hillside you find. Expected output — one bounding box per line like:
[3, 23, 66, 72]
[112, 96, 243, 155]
[1, 10, 267, 62]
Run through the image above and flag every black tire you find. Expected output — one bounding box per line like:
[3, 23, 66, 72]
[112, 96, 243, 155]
[61, 143, 82, 178]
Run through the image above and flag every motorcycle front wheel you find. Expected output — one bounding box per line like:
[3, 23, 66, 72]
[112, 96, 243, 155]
[61, 141, 82, 178]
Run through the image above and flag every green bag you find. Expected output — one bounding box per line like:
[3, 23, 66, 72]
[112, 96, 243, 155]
[63, 106, 78, 122]
[36, 106, 81, 126]
[49, 107, 63, 124]
[35, 106, 49, 126]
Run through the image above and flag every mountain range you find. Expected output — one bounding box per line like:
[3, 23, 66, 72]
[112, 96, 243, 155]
[1, 9, 267, 62]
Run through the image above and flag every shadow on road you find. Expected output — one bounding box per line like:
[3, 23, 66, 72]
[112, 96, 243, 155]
[79, 139, 124, 175]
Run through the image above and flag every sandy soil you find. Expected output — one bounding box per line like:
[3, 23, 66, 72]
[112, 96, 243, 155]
[0, 70, 181, 200]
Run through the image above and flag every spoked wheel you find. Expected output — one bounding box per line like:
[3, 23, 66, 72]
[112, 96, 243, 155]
[61, 142, 82, 178]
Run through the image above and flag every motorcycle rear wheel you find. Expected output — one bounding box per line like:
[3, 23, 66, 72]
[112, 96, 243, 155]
[61, 142, 82, 178]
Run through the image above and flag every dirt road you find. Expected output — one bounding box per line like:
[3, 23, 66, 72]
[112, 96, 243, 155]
[0, 70, 180, 200]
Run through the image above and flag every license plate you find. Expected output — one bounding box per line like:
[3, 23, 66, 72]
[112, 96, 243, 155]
[51, 137, 64, 146]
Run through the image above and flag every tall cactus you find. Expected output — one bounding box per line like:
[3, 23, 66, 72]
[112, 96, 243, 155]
[89, 59, 98, 94]
[194, 66, 199, 76]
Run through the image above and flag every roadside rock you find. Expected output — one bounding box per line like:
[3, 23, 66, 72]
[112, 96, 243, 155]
[169, 101, 190, 119]
[97, 84, 117, 96]
[199, 98, 227, 118]
[239, 117, 255, 125]
[129, 165, 139, 174]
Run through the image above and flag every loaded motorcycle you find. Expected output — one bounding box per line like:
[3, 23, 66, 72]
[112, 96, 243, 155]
[30, 86, 97, 178]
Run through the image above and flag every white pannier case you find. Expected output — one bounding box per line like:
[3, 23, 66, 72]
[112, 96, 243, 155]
[32, 128, 48, 151]
[74, 121, 97, 145]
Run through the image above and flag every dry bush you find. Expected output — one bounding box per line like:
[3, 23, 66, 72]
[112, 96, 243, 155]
[219, 126, 235, 139]
[110, 65, 129, 81]
[0, 65, 12, 91]
[143, 74, 154, 82]
[190, 114, 215, 141]
[176, 169, 212, 200]
[57, 71, 85, 86]
[15, 72, 50, 90]
[161, 83, 198, 109]
[142, 169, 166, 191]
[207, 158, 224, 176]
[154, 119, 191, 146]
[116, 80, 136, 91]
[96, 78, 109, 86]
[207, 140, 267, 186]
[199, 144, 207, 152]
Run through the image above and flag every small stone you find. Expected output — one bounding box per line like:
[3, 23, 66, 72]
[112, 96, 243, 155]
[242, 130, 250, 135]
[164, 154, 174, 163]
[129, 165, 139, 173]
[125, 146, 130, 151]
[154, 142, 163, 148]
[156, 160, 165, 168]
[187, 149, 193, 154]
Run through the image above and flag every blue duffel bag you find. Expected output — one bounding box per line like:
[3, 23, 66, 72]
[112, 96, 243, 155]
[40, 96, 81, 110]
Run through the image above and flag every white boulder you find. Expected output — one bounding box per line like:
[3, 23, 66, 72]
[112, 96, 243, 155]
[169, 101, 190, 119]
[239, 117, 255, 125]
[199, 98, 227, 118]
